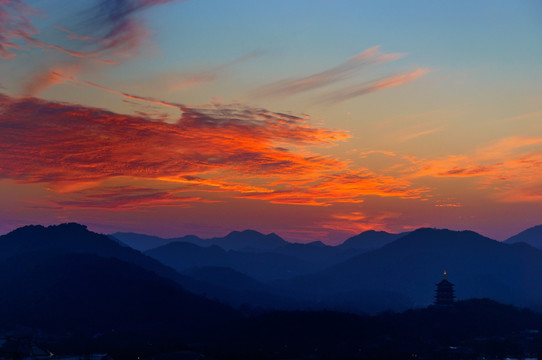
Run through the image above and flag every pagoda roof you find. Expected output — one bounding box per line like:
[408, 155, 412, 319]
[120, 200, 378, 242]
[436, 278, 454, 286]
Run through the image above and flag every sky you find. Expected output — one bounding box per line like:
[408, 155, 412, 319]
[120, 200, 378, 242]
[0, 0, 541, 243]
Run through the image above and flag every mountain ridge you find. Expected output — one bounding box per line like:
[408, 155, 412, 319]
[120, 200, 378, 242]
[505, 224, 542, 249]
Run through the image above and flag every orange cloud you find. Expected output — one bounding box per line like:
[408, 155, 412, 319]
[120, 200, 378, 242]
[320, 211, 403, 236]
[406, 136, 542, 202]
[331, 212, 366, 221]
[0, 94, 347, 182]
[320, 68, 430, 104]
[0, 94, 425, 209]
[23, 64, 83, 96]
[240, 170, 425, 206]
[399, 126, 445, 142]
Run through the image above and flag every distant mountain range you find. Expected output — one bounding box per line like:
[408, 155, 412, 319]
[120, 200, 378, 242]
[111, 229, 289, 252]
[505, 224, 542, 249]
[1, 222, 542, 359]
[275, 228, 542, 312]
[2, 222, 542, 319]
[339, 229, 410, 250]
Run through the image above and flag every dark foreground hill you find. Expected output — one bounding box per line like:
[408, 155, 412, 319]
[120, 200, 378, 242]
[0, 253, 236, 334]
[0, 223, 299, 310]
[8, 299, 542, 360]
[0, 224, 238, 336]
[202, 299, 542, 360]
[0, 223, 188, 284]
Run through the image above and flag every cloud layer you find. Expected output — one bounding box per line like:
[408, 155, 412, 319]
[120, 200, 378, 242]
[0, 94, 424, 208]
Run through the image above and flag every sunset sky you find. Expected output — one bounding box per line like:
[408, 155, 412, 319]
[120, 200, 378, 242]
[1, 0, 541, 243]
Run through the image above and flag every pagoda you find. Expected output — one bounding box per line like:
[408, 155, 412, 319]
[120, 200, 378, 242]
[434, 270, 455, 306]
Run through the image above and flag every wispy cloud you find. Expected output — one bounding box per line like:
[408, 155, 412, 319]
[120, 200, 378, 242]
[23, 69, 189, 117]
[320, 211, 403, 235]
[319, 68, 430, 104]
[23, 64, 83, 96]
[405, 136, 542, 203]
[499, 110, 542, 123]
[151, 51, 263, 92]
[399, 125, 445, 142]
[53, 185, 216, 210]
[6, 0, 185, 95]
[254, 46, 406, 98]
[239, 170, 425, 206]
[77, 0, 186, 59]
[1, 0, 163, 61]
[0, 0, 39, 59]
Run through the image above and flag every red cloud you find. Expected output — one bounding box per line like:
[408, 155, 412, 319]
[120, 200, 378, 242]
[0, 94, 424, 208]
[0, 94, 346, 184]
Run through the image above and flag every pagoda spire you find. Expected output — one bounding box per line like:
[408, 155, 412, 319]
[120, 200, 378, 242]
[435, 270, 455, 306]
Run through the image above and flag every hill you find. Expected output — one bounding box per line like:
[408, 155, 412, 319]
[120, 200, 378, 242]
[339, 229, 409, 250]
[108, 232, 174, 251]
[0, 223, 196, 286]
[0, 223, 300, 311]
[505, 224, 542, 249]
[115, 229, 288, 252]
[145, 241, 320, 281]
[275, 228, 542, 313]
[0, 253, 237, 334]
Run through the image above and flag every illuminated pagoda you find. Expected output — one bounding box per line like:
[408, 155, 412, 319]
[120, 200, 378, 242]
[434, 270, 455, 306]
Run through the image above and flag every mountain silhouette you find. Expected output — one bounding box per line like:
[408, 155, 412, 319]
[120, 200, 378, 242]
[184, 266, 268, 292]
[116, 229, 288, 252]
[216, 230, 288, 251]
[275, 228, 542, 313]
[6, 223, 542, 316]
[0, 223, 196, 287]
[0, 224, 238, 334]
[0, 223, 282, 311]
[269, 241, 367, 266]
[109, 231, 176, 251]
[145, 241, 320, 281]
[339, 229, 409, 250]
[505, 224, 542, 249]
